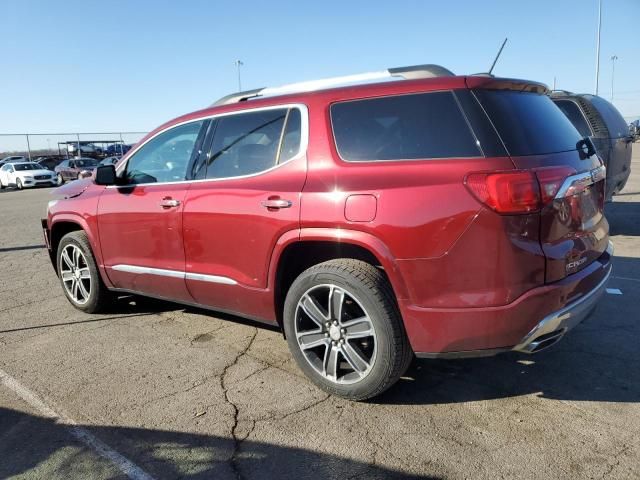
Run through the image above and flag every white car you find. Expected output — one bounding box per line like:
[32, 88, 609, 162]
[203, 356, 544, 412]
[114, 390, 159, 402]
[0, 162, 57, 190]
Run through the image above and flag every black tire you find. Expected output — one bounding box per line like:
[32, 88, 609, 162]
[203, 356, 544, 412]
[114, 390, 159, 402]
[283, 259, 413, 401]
[16, 178, 23, 190]
[57, 174, 64, 186]
[57, 231, 112, 313]
[0, 179, 4, 189]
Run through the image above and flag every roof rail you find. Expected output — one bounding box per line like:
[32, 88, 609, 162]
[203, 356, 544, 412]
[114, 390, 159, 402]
[211, 64, 454, 106]
[549, 89, 575, 96]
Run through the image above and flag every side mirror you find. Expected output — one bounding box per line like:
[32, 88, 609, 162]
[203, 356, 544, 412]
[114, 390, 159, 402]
[95, 164, 116, 185]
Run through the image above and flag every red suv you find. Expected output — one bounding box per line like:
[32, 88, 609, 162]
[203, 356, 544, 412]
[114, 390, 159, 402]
[43, 65, 612, 400]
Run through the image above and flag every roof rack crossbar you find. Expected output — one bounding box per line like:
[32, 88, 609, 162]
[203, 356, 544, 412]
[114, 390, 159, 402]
[211, 64, 454, 106]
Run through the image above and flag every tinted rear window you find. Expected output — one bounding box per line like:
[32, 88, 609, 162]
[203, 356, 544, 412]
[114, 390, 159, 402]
[474, 90, 583, 156]
[331, 91, 481, 161]
[553, 99, 593, 138]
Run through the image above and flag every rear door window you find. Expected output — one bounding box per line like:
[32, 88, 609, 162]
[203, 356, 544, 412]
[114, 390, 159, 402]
[278, 108, 302, 163]
[204, 108, 289, 179]
[330, 91, 481, 161]
[553, 99, 593, 138]
[473, 90, 583, 156]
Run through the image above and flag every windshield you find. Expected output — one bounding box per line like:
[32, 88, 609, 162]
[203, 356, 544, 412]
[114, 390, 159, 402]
[13, 163, 41, 171]
[75, 159, 98, 167]
[473, 90, 583, 156]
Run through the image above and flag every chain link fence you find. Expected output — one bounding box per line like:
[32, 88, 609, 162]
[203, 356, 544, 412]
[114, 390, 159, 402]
[0, 132, 149, 160]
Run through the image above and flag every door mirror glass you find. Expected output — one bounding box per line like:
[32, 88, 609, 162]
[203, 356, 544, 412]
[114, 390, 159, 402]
[95, 164, 116, 185]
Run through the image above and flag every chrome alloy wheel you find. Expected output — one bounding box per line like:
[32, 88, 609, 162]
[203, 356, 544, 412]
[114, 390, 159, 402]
[294, 284, 377, 384]
[60, 244, 91, 305]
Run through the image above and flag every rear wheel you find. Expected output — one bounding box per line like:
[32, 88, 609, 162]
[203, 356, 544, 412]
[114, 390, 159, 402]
[57, 231, 112, 313]
[283, 259, 413, 401]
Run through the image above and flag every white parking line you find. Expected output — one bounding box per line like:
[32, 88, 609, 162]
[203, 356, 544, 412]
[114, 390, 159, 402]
[611, 275, 640, 283]
[0, 368, 155, 480]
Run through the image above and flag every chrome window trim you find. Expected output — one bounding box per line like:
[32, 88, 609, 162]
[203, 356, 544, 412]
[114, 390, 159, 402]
[111, 264, 237, 285]
[111, 103, 308, 188]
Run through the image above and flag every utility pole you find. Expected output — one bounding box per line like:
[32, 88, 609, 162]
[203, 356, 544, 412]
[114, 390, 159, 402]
[595, 0, 602, 95]
[610, 55, 618, 102]
[235, 60, 244, 91]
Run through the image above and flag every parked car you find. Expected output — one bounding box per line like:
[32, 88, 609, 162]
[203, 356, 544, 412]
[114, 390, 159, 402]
[66, 142, 102, 156]
[105, 144, 131, 156]
[43, 66, 612, 400]
[629, 119, 640, 139]
[550, 91, 633, 201]
[0, 161, 56, 189]
[0, 155, 27, 167]
[33, 155, 67, 171]
[98, 156, 121, 166]
[54, 157, 99, 185]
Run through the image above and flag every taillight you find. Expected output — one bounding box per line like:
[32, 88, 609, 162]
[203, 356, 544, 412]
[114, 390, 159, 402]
[465, 167, 577, 214]
[535, 166, 577, 203]
[465, 171, 540, 214]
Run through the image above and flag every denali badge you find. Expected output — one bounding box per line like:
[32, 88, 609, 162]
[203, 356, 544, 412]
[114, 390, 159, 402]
[566, 257, 587, 272]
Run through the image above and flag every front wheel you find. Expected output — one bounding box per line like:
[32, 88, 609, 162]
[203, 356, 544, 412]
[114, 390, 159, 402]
[57, 174, 64, 186]
[283, 259, 413, 401]
[16, 178, 23, 190]
[57, 231, 112, 313]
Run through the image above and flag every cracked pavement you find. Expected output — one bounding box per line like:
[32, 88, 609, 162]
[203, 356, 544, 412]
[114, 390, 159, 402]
[1, 146, 639, 479]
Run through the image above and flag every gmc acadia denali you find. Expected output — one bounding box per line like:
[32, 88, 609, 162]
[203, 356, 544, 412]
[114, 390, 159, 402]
[43, 65, 612, 400]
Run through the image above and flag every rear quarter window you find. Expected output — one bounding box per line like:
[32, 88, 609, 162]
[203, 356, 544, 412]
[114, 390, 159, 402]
[553, 99, 593, 138]
[330, 91, 481, 161]
[473, 90, 583, 156]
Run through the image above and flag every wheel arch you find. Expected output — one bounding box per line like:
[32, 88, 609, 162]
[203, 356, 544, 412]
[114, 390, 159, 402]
[49, 215, 109, 286]
[270, 228, 408, 328]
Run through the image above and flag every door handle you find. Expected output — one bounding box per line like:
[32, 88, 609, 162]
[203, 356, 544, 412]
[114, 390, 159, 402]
[160, 198, 181, 208]
[261, 198, 292, 209]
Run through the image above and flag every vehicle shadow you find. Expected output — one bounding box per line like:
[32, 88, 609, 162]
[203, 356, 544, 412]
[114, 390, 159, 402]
[0, 407, 431, 479]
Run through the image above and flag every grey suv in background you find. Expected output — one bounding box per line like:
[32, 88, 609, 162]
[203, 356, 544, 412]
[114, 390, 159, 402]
[550, 91, 633, 201]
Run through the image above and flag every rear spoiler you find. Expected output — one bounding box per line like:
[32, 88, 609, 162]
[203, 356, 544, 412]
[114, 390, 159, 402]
[465, 76, 549, 94]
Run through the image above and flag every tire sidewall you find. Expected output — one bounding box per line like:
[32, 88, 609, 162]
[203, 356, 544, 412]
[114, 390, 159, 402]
[16, 179, 22, 190]
[284, 268, 397, 400]
[56, 233, 102, 312]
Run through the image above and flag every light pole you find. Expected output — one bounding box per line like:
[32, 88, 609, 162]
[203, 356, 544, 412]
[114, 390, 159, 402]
[595, 0, 602, 95]
[610, 55, 618, 102]
[235, 60, 244, 91]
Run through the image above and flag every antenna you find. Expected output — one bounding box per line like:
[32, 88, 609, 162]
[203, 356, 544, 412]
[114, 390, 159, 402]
[488, 38, 508, 75]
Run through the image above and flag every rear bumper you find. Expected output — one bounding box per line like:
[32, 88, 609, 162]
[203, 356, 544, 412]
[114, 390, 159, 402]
[511, 264, 610, 353]
[406, 242, 613, 357]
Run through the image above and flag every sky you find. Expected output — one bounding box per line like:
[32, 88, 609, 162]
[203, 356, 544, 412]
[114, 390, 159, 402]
[1, 0, 638, 149]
